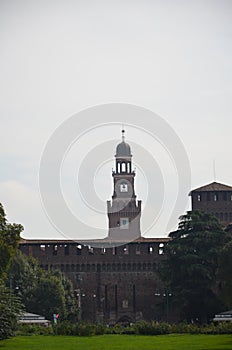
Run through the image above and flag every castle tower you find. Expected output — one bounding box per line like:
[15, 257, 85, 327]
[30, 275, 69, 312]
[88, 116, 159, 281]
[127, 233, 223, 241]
[189, 181, 232, 227]
[107, 130, 141, 241]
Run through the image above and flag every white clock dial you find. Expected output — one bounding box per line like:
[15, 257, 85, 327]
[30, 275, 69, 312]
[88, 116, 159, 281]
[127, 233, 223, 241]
[120, 183, 128, 192]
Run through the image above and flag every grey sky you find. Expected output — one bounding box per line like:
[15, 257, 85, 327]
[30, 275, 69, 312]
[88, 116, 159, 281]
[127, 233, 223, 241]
[0, 0, 232, 239]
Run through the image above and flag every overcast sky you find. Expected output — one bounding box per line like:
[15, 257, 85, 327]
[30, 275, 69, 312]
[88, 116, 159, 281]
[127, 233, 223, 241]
[0, 0, 232, 239]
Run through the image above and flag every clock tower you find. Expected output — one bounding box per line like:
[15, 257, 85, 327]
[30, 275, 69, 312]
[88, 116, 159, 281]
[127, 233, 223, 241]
[107, 130, 141, 241]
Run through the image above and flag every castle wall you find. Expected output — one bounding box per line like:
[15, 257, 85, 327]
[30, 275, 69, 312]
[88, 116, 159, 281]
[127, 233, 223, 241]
[19, 239, 170, 323]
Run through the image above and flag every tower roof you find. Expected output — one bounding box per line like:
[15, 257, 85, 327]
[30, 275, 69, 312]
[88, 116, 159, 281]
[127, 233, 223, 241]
[115, 129, 132, 157]
[189, 181, 232, 195]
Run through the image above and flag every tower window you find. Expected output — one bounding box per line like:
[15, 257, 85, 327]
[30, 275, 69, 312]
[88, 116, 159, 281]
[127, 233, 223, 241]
[123, 245, 129, 254]
[122, 163, 126, 172]
[120, 218, 129, 229]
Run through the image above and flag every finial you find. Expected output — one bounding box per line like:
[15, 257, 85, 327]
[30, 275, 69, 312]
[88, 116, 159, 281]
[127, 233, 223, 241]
[213, 159, 216, 182]
[122, 128, 125, 142]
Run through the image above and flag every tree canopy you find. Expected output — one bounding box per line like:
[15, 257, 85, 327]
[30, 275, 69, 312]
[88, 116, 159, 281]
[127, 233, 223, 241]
[0, 203, 24, 339]
[8, 251, 78, 322]
[0, 203, 23, 280]
[160, 210, 230, 323]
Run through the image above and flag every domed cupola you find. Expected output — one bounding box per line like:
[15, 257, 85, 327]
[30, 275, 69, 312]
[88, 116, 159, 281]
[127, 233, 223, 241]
[115, 130, 132, 158]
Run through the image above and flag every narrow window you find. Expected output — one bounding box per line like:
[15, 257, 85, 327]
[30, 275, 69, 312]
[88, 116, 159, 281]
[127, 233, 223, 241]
[40, 244, 46, 252]
[76, 245, 82, 255]
[123, 245, 129, 255]
[122, 163, 126, 172]
[88, 246, 94, 254]
[53, 245, 58, 255]
[136, 244, 141, 255]
[214, 193, 218, 201]
[148, 246, 153, 254]
[112, 246, 117, 255]
[122, 300, 128, 309]
[158, 243, 164, 255]
[115, 285, 118, 313]
[64, 244, 69, 256]
[120, 217, 129, 229]
[101, 247, 106, 254]
[197, 194, 201, 202]
[133, 285, 136, 312]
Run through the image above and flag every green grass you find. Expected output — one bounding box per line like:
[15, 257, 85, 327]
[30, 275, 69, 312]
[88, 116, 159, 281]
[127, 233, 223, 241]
[0, 335, 232, 350]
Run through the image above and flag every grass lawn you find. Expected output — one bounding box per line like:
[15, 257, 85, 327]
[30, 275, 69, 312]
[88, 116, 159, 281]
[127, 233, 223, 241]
[0, 334, 232, 350]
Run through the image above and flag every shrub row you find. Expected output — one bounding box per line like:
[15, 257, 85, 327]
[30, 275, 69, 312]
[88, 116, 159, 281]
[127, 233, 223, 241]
[17, 320, 232, 337]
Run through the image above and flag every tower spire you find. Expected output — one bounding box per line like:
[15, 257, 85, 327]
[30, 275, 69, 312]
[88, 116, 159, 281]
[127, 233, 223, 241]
[122, 127, 125, 142]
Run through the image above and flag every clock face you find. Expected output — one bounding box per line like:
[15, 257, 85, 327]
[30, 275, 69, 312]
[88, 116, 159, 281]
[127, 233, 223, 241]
[120, 183, 128, 192]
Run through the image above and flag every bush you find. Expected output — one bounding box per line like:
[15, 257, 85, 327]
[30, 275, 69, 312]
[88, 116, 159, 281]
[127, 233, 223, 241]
[19, 320, 232, 337]
[135, 321, 171, 335]
[17, 324, 53, 336]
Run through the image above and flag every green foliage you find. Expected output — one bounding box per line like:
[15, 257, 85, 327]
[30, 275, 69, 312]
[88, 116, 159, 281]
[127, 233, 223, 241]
[8, 251, 78, 322]
[0, 203, 24, 339]
[218, 239, 232, 309]
[24, 273, 67, 321]
[0, 203, 23, 280]
[7, 251, 41, 301]
[17, 324, 53, 336]
[160, 211, 229, 323]
[53, 321, 108, 336]
[134, 320, 171, 335]
[51, 320, 232, 337]
[0, 281, 23, 340]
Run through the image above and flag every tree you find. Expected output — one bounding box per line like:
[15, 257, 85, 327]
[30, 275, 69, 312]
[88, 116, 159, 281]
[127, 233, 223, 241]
[7, 250, 41, 303]
[0, 203, 23, 280]
[160, 210, 229, 323]
[25, 273, 67, 321]
[8, 251, 78, 322]
[218, 238, 232, 309]
[0, 203, 24, 339]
